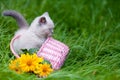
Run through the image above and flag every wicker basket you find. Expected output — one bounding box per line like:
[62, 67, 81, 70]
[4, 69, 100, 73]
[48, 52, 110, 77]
[10, 35, 69, 70]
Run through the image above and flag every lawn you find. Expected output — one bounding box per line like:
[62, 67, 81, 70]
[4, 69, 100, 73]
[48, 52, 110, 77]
[0, 0, 120, 80]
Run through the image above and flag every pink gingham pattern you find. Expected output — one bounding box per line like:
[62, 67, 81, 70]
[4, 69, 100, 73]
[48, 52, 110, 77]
[10, 35, 69, 70]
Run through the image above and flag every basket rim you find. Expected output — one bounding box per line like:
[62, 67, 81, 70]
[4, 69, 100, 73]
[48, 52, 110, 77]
[10, 35, 21, 58]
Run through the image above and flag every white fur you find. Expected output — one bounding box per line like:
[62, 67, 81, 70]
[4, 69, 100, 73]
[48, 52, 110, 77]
[13, 12, 54, 53]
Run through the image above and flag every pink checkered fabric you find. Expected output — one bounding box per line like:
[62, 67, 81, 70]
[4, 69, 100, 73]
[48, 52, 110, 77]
[10, 35, 69, 70]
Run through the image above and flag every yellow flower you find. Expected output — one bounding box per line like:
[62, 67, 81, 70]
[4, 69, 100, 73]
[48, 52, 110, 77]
[32, 53, 43, 63]
[9, 53, 53, 77]
[9, 59, 21, 73]
[35, 63, 53, 77]
[19, 53, 43, 72]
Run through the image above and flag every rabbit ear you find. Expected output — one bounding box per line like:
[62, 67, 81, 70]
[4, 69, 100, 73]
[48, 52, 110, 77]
[43, 12, 49, 16]
[39, 17, 46, 24]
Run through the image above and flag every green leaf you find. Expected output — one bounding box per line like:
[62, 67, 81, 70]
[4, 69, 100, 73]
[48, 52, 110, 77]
[28, 48, 39, 54]
[21, 49, 29, 54]
[41, 60, 52, 68]
[42, 60, 51, 64]
[21, 48, 39, 54]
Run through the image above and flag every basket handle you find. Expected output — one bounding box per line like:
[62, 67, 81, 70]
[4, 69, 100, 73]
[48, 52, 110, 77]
[10, 35, 20, 58]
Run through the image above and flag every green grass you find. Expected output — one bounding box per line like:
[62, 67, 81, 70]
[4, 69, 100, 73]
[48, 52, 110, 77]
[0, 0, 120, 80]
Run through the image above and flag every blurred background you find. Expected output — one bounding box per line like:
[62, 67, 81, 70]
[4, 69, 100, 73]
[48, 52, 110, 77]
[0, 0, 120, 80]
